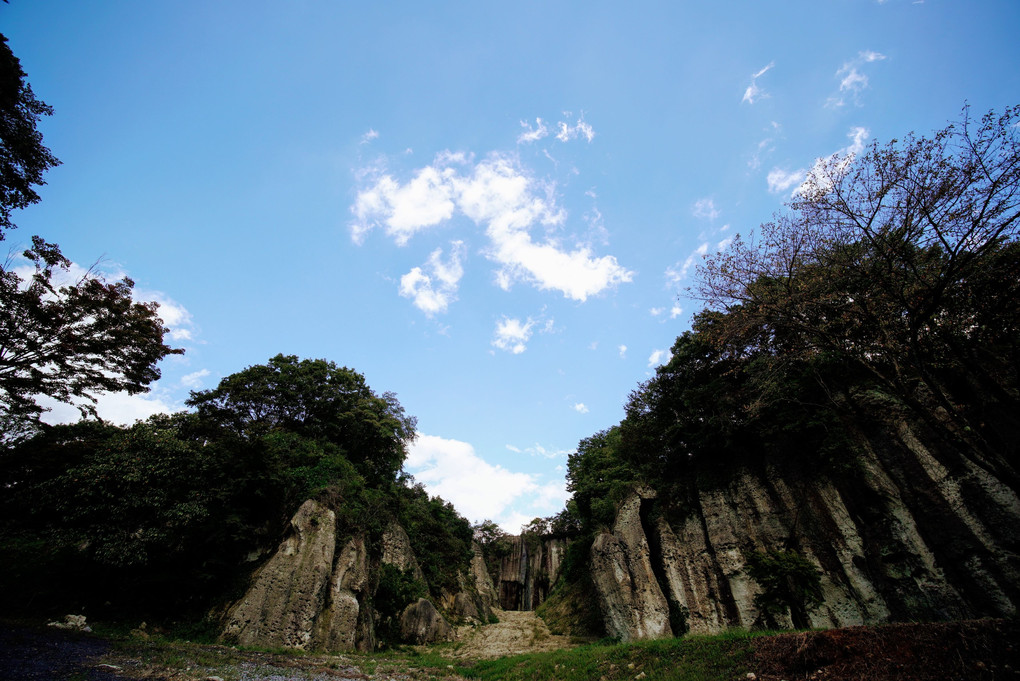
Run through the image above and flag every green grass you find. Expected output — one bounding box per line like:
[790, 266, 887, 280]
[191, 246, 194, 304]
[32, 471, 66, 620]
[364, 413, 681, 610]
[454, 631, 773, 681]
[94, 620, 791, 681]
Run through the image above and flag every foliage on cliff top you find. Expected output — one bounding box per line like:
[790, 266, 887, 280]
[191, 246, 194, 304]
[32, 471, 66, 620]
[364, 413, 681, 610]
[566, 106, 1020, 533]
[0, 354, 474, 623]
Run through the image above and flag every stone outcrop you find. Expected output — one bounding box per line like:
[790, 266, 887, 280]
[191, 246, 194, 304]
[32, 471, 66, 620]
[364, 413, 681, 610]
[590, 487, 672, 641]
[222, 501, 497, 651]
[315, 534, 372, 651]
[587, 418, 1020, 639]
[440, 542, 498, 624]
[497, 534, 567, 611]
[221, 499, 338, 650]
[400, 598, 456, 644]
[380, 521, 426, 583]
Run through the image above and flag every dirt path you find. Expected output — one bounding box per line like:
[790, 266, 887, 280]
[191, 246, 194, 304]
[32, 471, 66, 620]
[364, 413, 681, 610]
[449, 609, 576, 660]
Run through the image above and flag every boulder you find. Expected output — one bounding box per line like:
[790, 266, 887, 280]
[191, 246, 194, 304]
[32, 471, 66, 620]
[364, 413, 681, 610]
[399, 598, 455, 644]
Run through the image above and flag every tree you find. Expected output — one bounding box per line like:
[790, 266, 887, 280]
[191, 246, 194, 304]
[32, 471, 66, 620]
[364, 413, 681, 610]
[745, 549, 823, 629]
[0, 237, 183, 433]
[186, 354, 417, 485]
[696, 106, 1020, 461]
[1, 32, 60, 239]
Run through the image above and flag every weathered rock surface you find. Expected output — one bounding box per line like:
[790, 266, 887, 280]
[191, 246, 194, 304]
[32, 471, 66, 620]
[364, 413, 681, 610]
[497, 534, 567, 611]
[399, 598, 455, 644]
[587, 418, 1020, 639]
[222, 501, 501, 650]
[221, 499, 337, 649]
[590, 487, 672, 641]
[380, 521, 426, 583]
[316, 534, 371, 651]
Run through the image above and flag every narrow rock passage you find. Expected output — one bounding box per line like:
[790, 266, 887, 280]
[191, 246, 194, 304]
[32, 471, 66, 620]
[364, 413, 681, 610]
[449, 609, 575, 660]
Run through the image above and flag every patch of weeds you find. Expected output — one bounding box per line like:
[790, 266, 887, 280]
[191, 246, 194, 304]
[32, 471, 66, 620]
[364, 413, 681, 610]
[457, 632, 757, 681]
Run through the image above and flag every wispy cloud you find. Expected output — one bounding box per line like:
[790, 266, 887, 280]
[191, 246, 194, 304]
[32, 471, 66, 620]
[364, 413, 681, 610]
[828, 51, 886, 108]
[518, 114, 595, 145]
[573, 402, 589, 414]
[399, 241, 466, 316]
[692, 197, 720, 221]
[767, 167, 808, 194]
[360, 129, 379, 144]
[749, 121, 781, 170]
[517, 117, 549, 143]
[180, 369, 210, 389]
[742, 61, 775, 104]
[770, 126, 872, 197]
[618, 344, 627, 358]
[666, 242, 709, 283]
[555, 113, 595, 143]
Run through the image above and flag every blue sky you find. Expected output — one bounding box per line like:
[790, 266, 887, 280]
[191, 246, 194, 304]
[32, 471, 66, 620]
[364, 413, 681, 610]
[4, 1, 1018, 531]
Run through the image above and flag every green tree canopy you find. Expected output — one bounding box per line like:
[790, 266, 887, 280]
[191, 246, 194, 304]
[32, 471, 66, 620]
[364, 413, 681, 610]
[1, 237, 183, 435]
[186, 354, 417, 485]
[0, 32, 60, 238]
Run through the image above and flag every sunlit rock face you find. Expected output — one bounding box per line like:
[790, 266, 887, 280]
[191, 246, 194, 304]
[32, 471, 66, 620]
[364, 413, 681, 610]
[221, 501, 496, 651]
[221, 499, 338, 650]
[588, 418, 1020, 640]
[590, 487, 672, 641]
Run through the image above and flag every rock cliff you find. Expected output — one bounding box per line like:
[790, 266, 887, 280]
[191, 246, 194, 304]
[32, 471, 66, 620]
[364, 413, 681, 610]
[220, 499, 492, 651]
[588, 418, 1020, 640]
[496, 534, 567, 611]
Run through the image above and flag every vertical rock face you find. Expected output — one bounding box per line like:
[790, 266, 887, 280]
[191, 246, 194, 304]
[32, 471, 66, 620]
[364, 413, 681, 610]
[316, 534, 371, 651]
[587, 418, 1020, 639]
[590, 487, 672, 642]
[497, 534, 568, 611]
[221, 499, 337, 650]
[380, 521, 426, 583]
[222, 502, 497, 650]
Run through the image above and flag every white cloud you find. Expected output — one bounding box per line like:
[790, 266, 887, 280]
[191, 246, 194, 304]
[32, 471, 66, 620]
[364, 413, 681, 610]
[670, 305, 683, 319]
[749, 121, 781, 170]
[517, 118, 549, 143]
[767, 167, 808, 194]
[181, 369, 210, 389]
[797, 126, 872, 197]
[829, 51, 886, 107]
[573, 402, 589, 414]
[38, 390, 180, 427]
[742, 61, 775, 104]
[353, 149, 632, 303]
[360, 129, 379, 144]
[650, 307, 664, 317]
[139, 291, 195, 343]
[692, 197, 720, 221]
[351, 164, 458, 246]
[405, 434, 539, 527]
[618, 344, 627, 358]
[648, 348, 672, 368]
[555, 114, 595, 143]
[492, 316, 535, 354]
[399, 241, 466, 316]
[666, 242, 710, 283]
[12, 252, 196, 345]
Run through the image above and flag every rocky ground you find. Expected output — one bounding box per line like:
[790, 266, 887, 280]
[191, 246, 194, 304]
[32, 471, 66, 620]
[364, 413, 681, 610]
[1, 615, 1017, 680]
